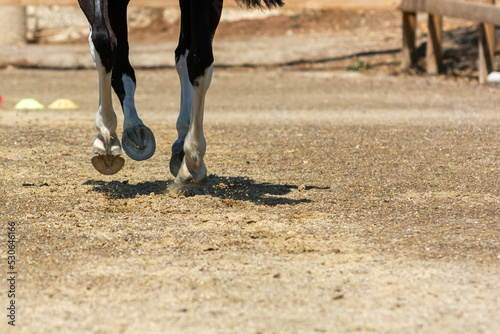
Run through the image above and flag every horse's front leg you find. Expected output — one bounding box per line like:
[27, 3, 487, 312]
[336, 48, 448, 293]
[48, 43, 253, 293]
[88, 23, 125, 175]
[175, 63, 213, 184]
[171, 47, 212, 185]
[110, 0, 155, 162]
[115, 72, 156, 161]
[171, 0, 222, 184]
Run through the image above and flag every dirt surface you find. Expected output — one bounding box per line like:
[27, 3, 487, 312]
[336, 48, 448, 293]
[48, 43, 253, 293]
[0, 6, 499, 334]
[0, 66, 499, 333]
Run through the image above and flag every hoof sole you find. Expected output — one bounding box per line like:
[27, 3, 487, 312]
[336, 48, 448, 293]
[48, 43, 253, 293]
[91, 153, 125, 175]
[122, 124, 156, 161]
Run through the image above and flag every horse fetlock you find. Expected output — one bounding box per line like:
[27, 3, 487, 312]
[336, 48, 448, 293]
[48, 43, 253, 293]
[174, 145, 207, 184]
[91, 135, 124, 175]
[175, 157, 207, 184]
[93, 134, 121, 155]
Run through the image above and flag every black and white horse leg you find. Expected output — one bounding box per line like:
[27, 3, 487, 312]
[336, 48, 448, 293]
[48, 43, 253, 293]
[171, 0, 222, 184]
[80, 0, 124, 175]
[169, 39, 191, 177]
[170, 0, 194, 178]
[109, 0, 155, 161]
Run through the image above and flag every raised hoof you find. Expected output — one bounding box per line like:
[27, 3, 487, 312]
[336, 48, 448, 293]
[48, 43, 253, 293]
[122, 124, 156, 161]
[91, 153, 125, 175]
[169, 140, 184, 177]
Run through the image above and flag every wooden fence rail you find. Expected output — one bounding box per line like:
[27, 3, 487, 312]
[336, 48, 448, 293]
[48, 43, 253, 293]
[400, 0, 498, 83]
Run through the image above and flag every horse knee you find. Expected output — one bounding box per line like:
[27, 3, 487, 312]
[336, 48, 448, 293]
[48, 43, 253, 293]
[186, 47, 214, 86]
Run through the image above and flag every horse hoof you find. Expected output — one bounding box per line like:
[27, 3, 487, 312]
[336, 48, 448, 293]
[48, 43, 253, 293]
[122, 124, 156, 161]
[174, 159, 207, 185]
[174, 173, 207, 185]
[169, 139, 185, 177]
[91, 153, 125, 175]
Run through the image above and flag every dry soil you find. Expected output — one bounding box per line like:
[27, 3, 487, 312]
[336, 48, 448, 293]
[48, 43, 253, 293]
[0, 66, 499, 333]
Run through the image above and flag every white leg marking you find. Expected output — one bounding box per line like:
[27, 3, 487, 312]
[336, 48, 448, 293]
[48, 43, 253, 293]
[121, 74, 143, 129]
[170, 50, 192, 177]
[120, 73, 156, 161]
[88, 29, 124, 175]
[175, 64, 213, 184]
[89, 32, 119, 157]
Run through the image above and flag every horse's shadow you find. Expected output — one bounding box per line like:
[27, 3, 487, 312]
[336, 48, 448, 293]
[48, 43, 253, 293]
[84, 175, 328, 206]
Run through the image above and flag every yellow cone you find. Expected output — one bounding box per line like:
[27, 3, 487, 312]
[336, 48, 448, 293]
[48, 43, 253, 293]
[15, 98, 44, 109]
[48, 98, 78, 109]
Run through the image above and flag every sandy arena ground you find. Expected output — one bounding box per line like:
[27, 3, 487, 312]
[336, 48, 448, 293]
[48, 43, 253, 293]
[0, 66, 498, 333]
[0, 8, 499, 333]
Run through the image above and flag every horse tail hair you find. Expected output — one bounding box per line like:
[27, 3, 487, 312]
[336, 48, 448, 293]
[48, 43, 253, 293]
[234, 0, 284, 9]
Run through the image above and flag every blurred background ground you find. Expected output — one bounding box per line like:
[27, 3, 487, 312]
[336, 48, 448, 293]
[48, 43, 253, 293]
[2, 5, 500, 80]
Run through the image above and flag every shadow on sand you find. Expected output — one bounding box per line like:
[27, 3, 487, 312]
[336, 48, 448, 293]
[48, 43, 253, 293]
[84, 175, 329, 206]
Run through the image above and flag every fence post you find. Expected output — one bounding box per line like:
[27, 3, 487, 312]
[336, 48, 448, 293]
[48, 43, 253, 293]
[427, 14, 444, 75]
[0, 7, 26, 45]
[479, 0, 496, 84]
[402, 11, 417, 71]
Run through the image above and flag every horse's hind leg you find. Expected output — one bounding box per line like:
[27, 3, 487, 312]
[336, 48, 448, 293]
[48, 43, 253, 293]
[170, 36, 191, 178]
[171, 0, 223, 184]
[109, 0, 156, 162]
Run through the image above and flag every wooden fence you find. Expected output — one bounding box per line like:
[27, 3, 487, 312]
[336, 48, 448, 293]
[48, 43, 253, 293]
[1, 0, 499, 82]
[400, 0, 499, 83]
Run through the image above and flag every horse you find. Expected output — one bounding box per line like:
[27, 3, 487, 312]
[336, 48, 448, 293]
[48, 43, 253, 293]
[77, 0, 284, 183]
